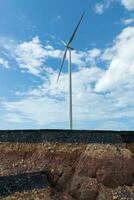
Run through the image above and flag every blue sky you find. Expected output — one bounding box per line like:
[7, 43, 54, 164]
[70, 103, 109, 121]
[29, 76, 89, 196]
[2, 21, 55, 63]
[0, 0, 134, 130]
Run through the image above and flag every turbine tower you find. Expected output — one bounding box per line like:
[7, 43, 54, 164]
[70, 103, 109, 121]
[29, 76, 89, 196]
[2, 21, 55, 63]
[57, 12, 85, 130]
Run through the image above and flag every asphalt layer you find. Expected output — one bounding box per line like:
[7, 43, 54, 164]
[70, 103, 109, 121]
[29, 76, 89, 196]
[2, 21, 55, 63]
[0, 171, 49, 197]
[0, 129, 134, 143]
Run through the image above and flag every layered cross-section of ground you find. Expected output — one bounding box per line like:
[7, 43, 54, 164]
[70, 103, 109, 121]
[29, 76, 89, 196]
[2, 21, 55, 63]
[0, 130, 134, 200]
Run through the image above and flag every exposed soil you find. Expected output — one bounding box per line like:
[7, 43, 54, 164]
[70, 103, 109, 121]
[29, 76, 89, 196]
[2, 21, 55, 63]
[0, 142, 134, 199]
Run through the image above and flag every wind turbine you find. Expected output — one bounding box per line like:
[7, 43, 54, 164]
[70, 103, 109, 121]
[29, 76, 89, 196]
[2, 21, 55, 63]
[57, 12, 85, 130]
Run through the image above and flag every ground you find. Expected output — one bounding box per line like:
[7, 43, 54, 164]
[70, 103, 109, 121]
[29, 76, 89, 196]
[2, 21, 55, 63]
[0, 141, 134, 200]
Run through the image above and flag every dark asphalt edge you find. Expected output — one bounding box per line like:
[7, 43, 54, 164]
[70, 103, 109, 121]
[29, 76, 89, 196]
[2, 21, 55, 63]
[0, 129, 134, 143]
[0, 171, 49, 197]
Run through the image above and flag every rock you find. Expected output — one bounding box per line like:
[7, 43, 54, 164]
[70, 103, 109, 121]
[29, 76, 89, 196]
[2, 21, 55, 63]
[96, 162, 133, 188]
[48, 166, 74, 192]
[55, 166, 74, 192]
[111, 185, 134, 200]
[70, 177, 99, 200]
[59, 192, 74, 200]
[74, 144, 133, 187]
[47, 166, 63, 187]
[97, 185, 113, 200]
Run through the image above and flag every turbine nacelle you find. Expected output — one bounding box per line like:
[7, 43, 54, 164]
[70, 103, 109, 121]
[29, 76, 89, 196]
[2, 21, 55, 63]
[66, 45, 74, 51]
[61, 40, 74, 50]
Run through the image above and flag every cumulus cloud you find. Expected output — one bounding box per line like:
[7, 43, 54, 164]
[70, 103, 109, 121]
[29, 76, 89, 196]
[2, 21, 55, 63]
[94, 0, 134, 14]
[15, 36, 63, 75]
[3, 62, 134, 130]
[88, 48, 101, 58]
[0, 35, 102, 77]
[14, 37, 101, 76]
[94, 0, 114, 14]
[122, 18, 134, 25]
[95, 26, 134, 92]
[121, 0, 134, 10]
[15, 37, 50, 75]
[0, 58, 9, 69]
[95, 3, 105, 14]
[2, 66, 112, 127]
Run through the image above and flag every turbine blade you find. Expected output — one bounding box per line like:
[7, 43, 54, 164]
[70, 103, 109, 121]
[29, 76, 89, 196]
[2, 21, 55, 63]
[68, 12, 85, 45]
[57, 48, 68, 83]
[61, 40, 67, 46]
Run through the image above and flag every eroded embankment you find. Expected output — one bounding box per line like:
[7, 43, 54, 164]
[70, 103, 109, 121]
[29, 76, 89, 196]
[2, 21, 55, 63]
[0, 130, 134, 199]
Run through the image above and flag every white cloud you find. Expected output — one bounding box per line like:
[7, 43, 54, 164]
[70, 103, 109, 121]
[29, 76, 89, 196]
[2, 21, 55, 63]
[95, 3, 105, 14]
[0, 58, 9, 69]
[5, 113, 26, 123]
[0, 36, 102, 77]
[3, 96, 67, 125]
[95, 26, 134, 92]
[121, 0, 134, 10]
[96, 120, 129, 130]
[15, 36, 46, 75]
[15, 36, 64, 75]
[122, 18, 134, 25]
[94, 0, 134, 14]
[85, 48, 101, 64]
[88, 48, 101, 58]
[2, 63, 134, 130]
[14, 36, 101, 76]
[94, 0, 113, 14]
[3, 66, 113, 127]
[3, 62, 134, 129]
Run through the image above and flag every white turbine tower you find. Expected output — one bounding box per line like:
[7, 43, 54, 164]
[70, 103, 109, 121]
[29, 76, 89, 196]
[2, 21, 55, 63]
[57, 12, 85, 130]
